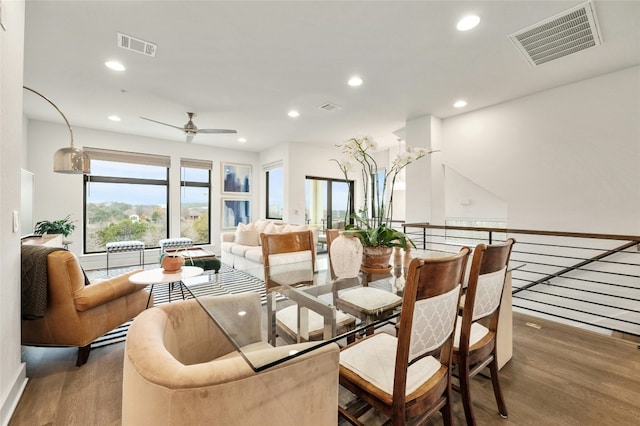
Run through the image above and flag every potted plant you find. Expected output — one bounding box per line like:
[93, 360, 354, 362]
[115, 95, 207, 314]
[333, 136, 436, 268]
[34, 214, 76, 238]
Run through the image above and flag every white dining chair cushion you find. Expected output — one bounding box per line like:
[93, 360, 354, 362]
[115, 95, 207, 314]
[276, 305, 353, 334]
[339, 287, 402, 315]
[409, 284, 460, 359]
[340, 332, 442, 396]
[473, 267, 507, 320]
[453, 318, 490, 349]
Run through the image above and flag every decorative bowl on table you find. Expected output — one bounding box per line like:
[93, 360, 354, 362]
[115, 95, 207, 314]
[161, 254, 185, 273]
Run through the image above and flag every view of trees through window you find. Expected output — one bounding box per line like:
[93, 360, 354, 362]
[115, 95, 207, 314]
[180, 165, 211, 244]
[84, 159, 169, 253]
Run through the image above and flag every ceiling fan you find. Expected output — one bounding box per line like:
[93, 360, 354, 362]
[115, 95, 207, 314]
[141, 112, 237, 143]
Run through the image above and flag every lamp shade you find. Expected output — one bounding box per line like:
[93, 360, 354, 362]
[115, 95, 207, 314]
[53, 146, 91, 174]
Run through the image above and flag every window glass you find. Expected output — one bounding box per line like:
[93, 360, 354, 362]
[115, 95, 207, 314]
[180, 167, 211, 244]
[266, 167, 284, 220]
[84, 159, 168, 253]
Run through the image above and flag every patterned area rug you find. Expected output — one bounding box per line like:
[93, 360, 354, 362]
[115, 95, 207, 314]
[91, 264, 268, 348]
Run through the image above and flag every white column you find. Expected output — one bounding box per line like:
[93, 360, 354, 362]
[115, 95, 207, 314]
[404, 114, 444, 225]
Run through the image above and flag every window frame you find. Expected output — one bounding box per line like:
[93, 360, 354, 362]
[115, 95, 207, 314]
[180, 159, 212, 245]
[82, 148, 170, 254]
[265, 165, 284, 220]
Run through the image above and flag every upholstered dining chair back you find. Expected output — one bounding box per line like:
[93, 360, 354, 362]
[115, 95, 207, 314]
[260, 230, 316, 291]
[454, 238, 516, 426]
[338, 247, 470, 425]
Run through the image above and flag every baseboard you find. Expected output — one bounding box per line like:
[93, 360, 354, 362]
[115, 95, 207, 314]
[1, 362, 28, 426]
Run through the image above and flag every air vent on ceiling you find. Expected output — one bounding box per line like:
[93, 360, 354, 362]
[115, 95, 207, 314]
[508, 1, 601, 67]
[117, 32, 157, 57]
[318, 102, 342, 112]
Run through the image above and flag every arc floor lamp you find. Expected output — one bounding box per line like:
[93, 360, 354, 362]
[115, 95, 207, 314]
[23, 86, 91, 174]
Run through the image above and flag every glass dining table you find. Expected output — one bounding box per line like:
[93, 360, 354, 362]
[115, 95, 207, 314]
[182, 249, 522, 372]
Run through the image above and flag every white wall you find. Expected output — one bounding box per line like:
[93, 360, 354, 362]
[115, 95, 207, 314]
[444, 166, 507, 221]
[26, 120, 258, 265]
[1, 1, 27, 424]
[441, 66, 640, 235]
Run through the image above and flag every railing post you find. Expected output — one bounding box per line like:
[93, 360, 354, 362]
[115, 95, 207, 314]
[489, 230, 493, 244]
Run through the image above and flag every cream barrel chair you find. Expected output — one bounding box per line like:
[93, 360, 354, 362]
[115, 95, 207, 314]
[122, 292, 340, 426]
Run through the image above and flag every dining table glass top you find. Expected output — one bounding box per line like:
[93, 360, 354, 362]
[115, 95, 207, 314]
[182, 248, 523, 372]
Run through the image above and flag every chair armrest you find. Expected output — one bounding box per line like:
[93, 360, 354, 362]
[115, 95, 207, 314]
[221, 232, 236, 243]
[74, 269, 144, 312]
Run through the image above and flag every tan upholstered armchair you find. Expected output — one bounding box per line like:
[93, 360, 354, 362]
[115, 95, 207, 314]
[122, 293, 340, 426]
[21, 249, 150, 366]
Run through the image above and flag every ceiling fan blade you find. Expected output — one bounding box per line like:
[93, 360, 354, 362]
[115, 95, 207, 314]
[140, 116, 185, 131]
[197, 129, 238, 134]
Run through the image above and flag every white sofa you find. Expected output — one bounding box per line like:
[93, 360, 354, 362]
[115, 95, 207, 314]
[220, 219, 319, 279]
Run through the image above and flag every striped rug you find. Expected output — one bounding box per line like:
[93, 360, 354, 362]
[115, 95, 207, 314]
[92, 264, 268, 348]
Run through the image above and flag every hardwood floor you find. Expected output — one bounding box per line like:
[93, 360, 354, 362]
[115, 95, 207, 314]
[10, 312, 640, 425]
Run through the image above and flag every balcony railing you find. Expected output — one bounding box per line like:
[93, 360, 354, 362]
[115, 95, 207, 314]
[402, 222, 640, 340]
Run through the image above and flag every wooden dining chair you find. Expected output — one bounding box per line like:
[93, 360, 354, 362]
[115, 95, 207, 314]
[339, 247, 470, 426]
[453, 238, 515, 426]
[261, 230, 317, 292]
[325, 228, 342, 281]
[261, 230, 355, 343]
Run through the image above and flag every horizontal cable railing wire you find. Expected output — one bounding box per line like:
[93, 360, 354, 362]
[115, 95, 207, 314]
[403, 223, 640, 339]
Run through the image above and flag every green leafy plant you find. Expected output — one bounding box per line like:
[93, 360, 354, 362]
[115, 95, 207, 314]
[34, 215, 76, 238]
[346, 217, 414, 248]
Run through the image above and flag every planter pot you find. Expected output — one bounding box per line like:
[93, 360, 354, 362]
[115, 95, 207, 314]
[161, 254, 185, 273]
[361, 246, 393, 269]
[330, 231, 363, 279]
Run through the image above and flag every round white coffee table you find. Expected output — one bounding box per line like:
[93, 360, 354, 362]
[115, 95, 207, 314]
[130, 266, 204, 308]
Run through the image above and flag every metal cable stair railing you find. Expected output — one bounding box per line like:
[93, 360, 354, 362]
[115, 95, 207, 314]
[402, 223, 640, 343]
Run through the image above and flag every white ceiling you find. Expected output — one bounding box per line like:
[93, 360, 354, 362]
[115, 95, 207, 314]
[22, 0, 640, 152]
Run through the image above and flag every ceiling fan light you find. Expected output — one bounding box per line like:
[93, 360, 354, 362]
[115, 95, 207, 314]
[53, 146, 91, 174]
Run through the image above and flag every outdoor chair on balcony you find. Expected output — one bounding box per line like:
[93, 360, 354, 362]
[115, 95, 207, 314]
[453, 238, 515, 425]
[338, 248, 469, 425]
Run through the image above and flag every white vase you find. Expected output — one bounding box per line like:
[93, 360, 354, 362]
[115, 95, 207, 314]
[330, 231, 363, 279]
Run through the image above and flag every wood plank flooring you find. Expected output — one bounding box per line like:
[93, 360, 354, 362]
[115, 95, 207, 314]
[10, 312, 640, 425]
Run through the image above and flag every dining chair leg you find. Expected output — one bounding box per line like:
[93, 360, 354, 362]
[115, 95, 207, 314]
[458, 362, 477, 426]
[489, 357, 508, 418]
[441, 389, 454, 426]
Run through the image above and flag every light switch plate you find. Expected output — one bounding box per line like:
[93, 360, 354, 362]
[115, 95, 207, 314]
[13, 210, 19, 233]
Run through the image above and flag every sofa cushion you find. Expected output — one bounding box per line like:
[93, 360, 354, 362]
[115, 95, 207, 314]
[231, 244, 256, 256]
[244, 247, 264, 264]
[264, 222, 286, 235]
[220, 242, 235, 253]
[236, 229, 259, 246]
[235, 223, 260, 246]
[254, 219, 271, 234]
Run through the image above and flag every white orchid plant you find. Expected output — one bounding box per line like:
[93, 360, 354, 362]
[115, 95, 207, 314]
[332, 136, 435, 247]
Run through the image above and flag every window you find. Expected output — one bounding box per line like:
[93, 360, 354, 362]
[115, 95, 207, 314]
[180, 159, 212, 244]
[83, 148, 170, 253]
[305, 176, 354, 229]
[266, 166, 283, 220]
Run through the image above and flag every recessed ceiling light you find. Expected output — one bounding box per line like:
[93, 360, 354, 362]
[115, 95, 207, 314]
[454, 100, 468, 108]
[288, 110, 300, 118]
[457, 15, 480, 31]
[105, 61, 126, 71]
[108, 115, 121, 121]
[238, 137, 247, 143]
[348, 76, 363, 87]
